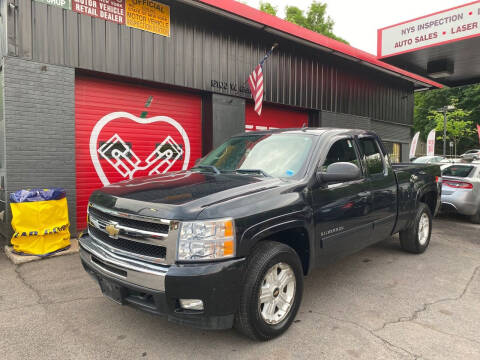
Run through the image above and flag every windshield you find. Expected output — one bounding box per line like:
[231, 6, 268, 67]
[442, 165, 474, 178]
[413, 156, 443, 163]
[197, 134, 314, 178]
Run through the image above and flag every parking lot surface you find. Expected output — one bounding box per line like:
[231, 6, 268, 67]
[1, 216, 479, 360]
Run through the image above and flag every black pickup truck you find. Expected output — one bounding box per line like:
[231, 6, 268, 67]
[80, 128, 441, 340]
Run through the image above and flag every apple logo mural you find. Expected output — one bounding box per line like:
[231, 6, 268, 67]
[89, 111, 191, 186]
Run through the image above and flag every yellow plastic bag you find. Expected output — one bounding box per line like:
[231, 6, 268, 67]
[10, 198, 70, 256]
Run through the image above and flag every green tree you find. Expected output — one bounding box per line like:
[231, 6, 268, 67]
[414, 85, 480, 153]
[285, 6, 307, 27]
[259, 1, 277, 16]
[286, 2, 348, 43]
[427, 108, 475, 157]
[259, 1, 348, 44]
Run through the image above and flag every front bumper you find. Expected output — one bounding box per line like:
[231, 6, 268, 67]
[79, 236, 246, 330]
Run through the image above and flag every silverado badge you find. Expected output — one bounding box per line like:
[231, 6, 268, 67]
[105, 222, 120, 239]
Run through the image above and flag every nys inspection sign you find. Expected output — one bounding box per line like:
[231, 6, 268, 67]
[378, 1, 480, 58]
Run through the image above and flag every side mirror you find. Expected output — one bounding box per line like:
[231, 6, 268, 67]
[317, 162, 362, 183]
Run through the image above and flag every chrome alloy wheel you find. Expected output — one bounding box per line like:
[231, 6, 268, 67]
[258, 262, 296, 325]
[418, 212, 430, 245]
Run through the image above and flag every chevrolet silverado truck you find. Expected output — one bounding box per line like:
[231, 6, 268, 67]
[80, 128, 441, 341]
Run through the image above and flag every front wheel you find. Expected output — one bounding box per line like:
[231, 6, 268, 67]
[399, 202, 432, 254]
[235, 241, 304, 341]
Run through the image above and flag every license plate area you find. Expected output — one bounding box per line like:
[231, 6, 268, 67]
[98, 278, 126, 305]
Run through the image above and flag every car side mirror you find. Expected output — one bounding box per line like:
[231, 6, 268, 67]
[317, 162, 362, 183]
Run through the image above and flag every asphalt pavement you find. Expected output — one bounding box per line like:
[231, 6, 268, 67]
[1, 215, 479, 360]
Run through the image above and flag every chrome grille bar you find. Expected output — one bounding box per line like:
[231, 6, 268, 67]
[86, 203, 177, 265]
[88, 230, 167, 264]
[88, 212, 169, 244]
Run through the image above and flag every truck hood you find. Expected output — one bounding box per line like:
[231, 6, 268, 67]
[90, 171, 285, 220]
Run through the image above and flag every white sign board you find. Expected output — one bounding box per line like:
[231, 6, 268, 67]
[378, 1, 480, 58]
[409, 132, 420, 159]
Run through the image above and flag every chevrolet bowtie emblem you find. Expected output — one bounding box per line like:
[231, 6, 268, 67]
[105, 222, 120, 239]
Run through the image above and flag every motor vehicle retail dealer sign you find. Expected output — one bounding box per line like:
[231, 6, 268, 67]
[378, 1, 480, 58]
[72, 0, 126, 24]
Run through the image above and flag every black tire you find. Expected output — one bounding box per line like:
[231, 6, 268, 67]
[470, 209, 480, 224]
[235, 241, 304, 341]
[399, 202, 432, 254]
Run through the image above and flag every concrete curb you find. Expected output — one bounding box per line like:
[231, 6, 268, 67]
[3, 238, 79, 265]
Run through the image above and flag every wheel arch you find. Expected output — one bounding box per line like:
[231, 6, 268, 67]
[243, 220, 313, 276]
[416, 186, 438, 215]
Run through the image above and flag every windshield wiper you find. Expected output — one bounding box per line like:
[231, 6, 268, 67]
[192, 165, 221, 174]
[235, 169, 270, 177]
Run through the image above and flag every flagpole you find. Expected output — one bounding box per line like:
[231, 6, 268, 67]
[260, 43, 279, 66]
[242, 43, 279, 87]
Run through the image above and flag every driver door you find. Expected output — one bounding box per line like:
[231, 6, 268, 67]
[312, 137, 373, 265]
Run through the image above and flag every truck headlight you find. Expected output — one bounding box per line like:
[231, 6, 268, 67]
[177, 218, 235, 261]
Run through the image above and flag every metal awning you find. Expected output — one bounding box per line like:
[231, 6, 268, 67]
[378, 1, 480, 87]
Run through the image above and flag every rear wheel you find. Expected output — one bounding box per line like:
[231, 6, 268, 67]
[235, 241, 303, 341]
[399, 203, 432, 254]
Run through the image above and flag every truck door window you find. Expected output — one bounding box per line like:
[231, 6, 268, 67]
[321, 139, 360, 172]
[358, 138, 385, 176]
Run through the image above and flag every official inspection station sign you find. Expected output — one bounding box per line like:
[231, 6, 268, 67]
[126, 0, 170, 37]
[378, 1, 480, 58]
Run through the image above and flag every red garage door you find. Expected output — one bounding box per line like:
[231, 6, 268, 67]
[245, 103, 309, 131]
[75, 76, 202, 230]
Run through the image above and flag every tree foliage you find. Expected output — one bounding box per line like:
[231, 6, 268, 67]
[428, 108, 475, 156]
[414, 85, 480, 154]
[259, 1, 277, 16]
[259, 1, 348, 44]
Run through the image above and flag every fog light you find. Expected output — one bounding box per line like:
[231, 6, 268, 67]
[179, 299, 204, 311]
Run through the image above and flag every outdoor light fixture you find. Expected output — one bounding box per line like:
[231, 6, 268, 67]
[427, 59, 454, 79]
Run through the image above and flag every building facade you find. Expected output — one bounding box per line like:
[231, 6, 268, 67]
[0, 0, 440, 239]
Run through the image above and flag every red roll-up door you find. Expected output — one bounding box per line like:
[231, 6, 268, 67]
[75, 76, 202, 230]
[245, 103, 309, 131]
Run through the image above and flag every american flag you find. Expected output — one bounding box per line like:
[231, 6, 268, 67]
[248, 44, 278, 116]
[248, 65, 264, 116]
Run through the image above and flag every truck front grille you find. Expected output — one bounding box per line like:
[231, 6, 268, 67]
[87, 204, 174, 264]
[88, 226, 167, 259]
[88, 206, 170, 234]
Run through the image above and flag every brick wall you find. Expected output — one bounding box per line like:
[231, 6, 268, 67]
[2, 57, 76, 240]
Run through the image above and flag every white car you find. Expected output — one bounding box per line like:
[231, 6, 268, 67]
[412, 156, 445, 164]
[460, 150, 480, 161]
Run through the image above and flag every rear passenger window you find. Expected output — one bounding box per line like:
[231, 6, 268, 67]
[321, 139, 360, 171]
[359, 138, 385, 176]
